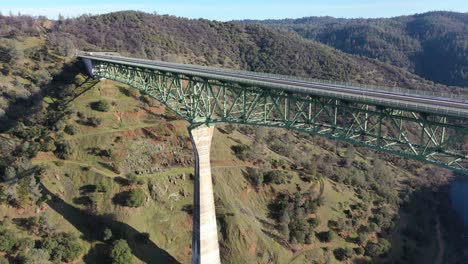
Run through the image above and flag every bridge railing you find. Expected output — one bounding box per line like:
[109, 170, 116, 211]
[159, 61, 468, 101]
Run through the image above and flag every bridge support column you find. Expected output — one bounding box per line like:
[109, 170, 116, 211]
[82, 58, 94, 77]
[189, 125, 221, 264]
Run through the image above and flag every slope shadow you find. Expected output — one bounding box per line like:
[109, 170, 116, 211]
[41, 184, 180, 264]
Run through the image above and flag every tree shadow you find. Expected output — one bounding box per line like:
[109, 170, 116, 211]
[41, 184, 180, 264]
[82, 242, 110, 264]
[114, 176, 131, 186]
[79, 184, 97, 194]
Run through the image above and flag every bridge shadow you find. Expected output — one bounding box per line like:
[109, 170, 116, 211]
[0, 61, 97, 133]
[41, 184, 180, 264]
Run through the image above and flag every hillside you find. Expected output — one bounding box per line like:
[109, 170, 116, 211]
[0, 11, 466, 264]
[52, 11, 467, 94]
[237, 11, 468, 87]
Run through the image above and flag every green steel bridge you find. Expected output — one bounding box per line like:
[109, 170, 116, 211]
[78, 52, 468, 174]
[78, 51, 468, 264]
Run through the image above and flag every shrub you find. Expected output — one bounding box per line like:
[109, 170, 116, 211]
[127, 174, 145, 186]
[0, 256, 8, 264]
[114, 189, 146, 208]
[317, 230, 335, 243]
[264, 170, 290, 184]
[365, 239, 391, 257]
[17, 248, 50, 264]
[246, 168, 264, 187]
[308, 218, 320, 228]
[2, 166, 17, 182]
[54, 141, 73, 160]
[354, 247, 364, 255]
[125, 189, 146, 207]
[90, 100, 110, 112]
[64, 124, 77, 135]
[231, 144, 252, 161]
[110, 239, 132, 264]
[96, 182, 109, 193]
[87, 116, 102, 127]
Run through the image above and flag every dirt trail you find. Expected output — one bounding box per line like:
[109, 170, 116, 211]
[34, 159, 118, 178]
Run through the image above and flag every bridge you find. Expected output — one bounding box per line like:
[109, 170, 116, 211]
[77, 51, 468, 264]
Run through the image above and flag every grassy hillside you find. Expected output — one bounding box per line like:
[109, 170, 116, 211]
[238, 11, 468, 87]
[0, 12, 466, 264]
[6, 77, 452, 263]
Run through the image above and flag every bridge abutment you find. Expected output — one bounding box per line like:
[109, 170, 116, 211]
[189, 125, 221, 264]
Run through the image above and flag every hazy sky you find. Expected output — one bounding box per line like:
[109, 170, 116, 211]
[1, 0, 467, 20]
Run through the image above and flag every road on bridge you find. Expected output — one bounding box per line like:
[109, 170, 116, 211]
[78, 53, 468, 118]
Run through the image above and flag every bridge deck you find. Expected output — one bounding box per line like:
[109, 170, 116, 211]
[77, 53, 468, 118]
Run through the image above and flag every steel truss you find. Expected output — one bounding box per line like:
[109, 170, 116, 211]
[92, 61, 468, 173]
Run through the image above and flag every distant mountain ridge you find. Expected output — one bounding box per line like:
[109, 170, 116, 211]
[236, 11, 468, 87]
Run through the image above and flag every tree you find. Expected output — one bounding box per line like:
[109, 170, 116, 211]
[54, 141, 73, 160]
[28, 176, 42, 204]
[113, 189, 147, 208]
[86, 116, 102, 127]
[110, 239, 133, 264]
[96, 182, 109, 193]
[15, 237, 35, 253]
[103, 228, 112, 241]
[365, 239, 391, 258]
[64, 124, 77, 135]
[17, 248, 50, 264]
[0, 42, 23, 65]
[41, 232, 83, 262]
[357, 232, 369, 246]
[90, 100, 110, 112]
[0, 228, 17, 253]
[333, 247, 353, 261]
[2, 166, 16, 182]
[317, 230, 335, 243]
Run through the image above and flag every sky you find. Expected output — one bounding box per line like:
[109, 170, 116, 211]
[1, 0, 467, 21]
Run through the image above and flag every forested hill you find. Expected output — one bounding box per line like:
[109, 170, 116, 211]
[237, 11, 468, 87]
[51, 11, 463, 93]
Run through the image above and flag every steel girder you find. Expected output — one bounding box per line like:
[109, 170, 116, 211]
[92, 60, 468, 174]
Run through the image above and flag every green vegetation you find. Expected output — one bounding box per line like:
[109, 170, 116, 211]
[0, 228, 17, 253]
[241, 11, 468, 87]
[64, 124, 78, 135]
[0, 10, 464, 264]
[40, 232, 84, 262]
[90, 100, 111, 112]
[111, 239, 133, 264]
[114, 189, 147, 208]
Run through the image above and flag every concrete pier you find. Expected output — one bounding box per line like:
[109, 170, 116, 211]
[189, 125, 221, 264]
